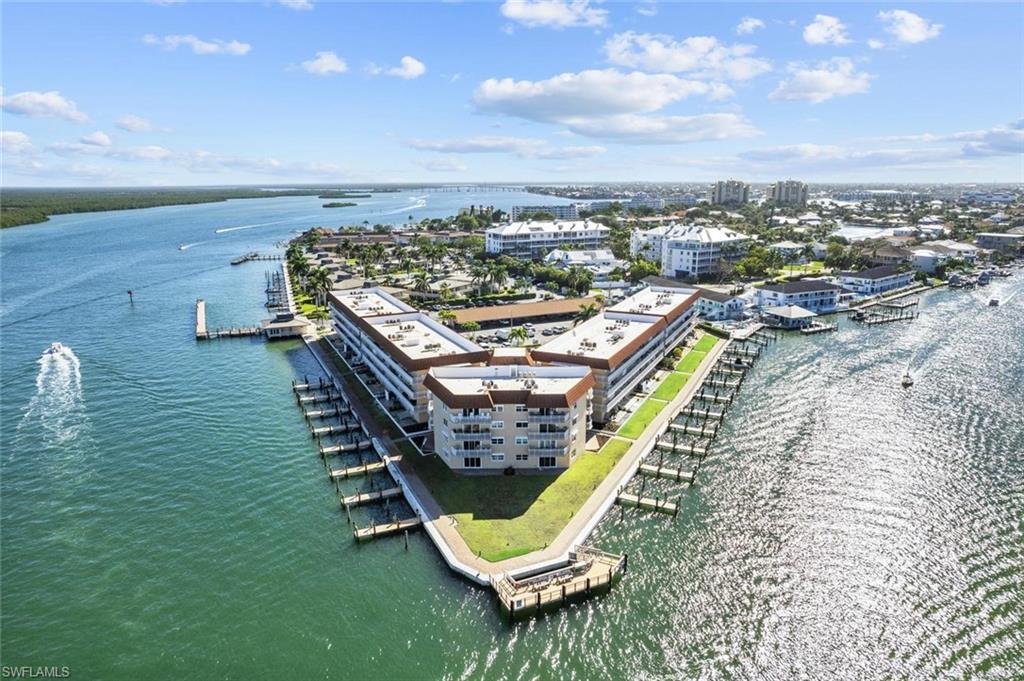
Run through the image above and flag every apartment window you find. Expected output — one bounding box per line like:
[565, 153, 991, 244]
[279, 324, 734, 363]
[515, 454, 529, 462]
[539, 456, 556, 468]
[516, 421, 528, 429]
[491, 453, 505, 462]
[515, 436, 528, 445]
[463, 457, 481, 469]
[515, 405, 528, 413]
[491, 437, 505, 445]
[494, 405, 503, 412]
[491, 421, 504, 429]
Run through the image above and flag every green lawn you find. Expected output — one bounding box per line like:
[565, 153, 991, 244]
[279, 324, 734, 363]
[405, 438, 632, 561]
[675, 351, 706, 374]
[692, 334, 720, 353]
[652, 372, 692, 401]
[617, 398, 668, 439]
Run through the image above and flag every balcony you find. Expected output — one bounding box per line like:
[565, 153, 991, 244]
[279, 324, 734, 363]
[528, 445, 568, 457]
[451, 430, 490, 441]
[528, 413, 568, 424]
[450, 413, 490, 424]
[447, 445, 491, 458]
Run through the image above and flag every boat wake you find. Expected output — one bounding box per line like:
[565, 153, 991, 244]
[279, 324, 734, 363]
[18, 344, 90, 448]
[215, 214, 322, 234]
[378, 198, 428, 216]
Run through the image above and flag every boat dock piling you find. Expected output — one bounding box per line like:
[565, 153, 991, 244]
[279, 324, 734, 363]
[231, 252, 283, 265]
[354, 517, 422, 542]
[616, 492, 679, 516]
[195, 299, 261, 340]
[342, 486, 403, 508]
[329, 460, 386, 480]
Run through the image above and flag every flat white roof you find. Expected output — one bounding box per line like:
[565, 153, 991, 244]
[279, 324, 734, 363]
[428, 364, 592, 398]
[644, 223, 750, 245]
[766, 305, 816, 319]
[367, 313, 480, 361]
[607, 285, 697, 318]
[331, 287, 414, 317]
[538, 312, 660, 361]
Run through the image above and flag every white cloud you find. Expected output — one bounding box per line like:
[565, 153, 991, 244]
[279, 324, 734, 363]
[406, 135, 606, 159]
[81, 131, 112, 147]
[142, 34, 251, 56]
[49, 141, 173, 161]
[475, 69, 731, 123]
[736, 17, 765, 35]
[110, 145, 173, 161]
[116, 115, 158, 132]
[636, 1, 657, 17]
[877, 120, 1024, 157]
[878, 10, 942, 44]
[867, 39, 885, 50]
[369, 56, 427, 79]
[803, 15, 850, 45]
[414, 157, 468, 172]
[564, 113, 760, 144]
[1, 131, 33, 154]
[499, 0, 607, 29]
[604, 32, 771, 81]
[0, 90, 88, 122]
[769, 58, 872, 103]
[280, 0, 313, 10]
[301, 51, 348, 75]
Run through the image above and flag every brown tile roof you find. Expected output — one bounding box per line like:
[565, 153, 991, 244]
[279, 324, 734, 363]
[452, 297, 602, 325]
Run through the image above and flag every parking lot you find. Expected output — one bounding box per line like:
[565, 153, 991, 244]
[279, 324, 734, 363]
[464, 319, 573, 348]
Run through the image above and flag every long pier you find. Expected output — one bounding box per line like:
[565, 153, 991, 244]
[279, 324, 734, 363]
[354, 517, 422, 541]
[616, 492, 678, 515]
[195, 298, 261, 340]
[342, 486, 404, 508]
[638, 463, 694, 484]
[329, 460, 386, 480]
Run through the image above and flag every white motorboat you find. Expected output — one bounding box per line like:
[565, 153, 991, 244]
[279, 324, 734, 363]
[901, 370, 914, 388]
[45, 342, 64, 355]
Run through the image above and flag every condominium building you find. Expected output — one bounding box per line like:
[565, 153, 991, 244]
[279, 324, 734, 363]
[754, 280, 843, 312]
[631, 224, 750, 279]
[532, 285, 700, 423]
[708, 180, 750, 206]
[975, 232, 1024, 253]
[510, 204, 579, 221]
[838, 266, 915, 296]
[328, 288, 488, 423]
[484, 220, 610, 259]
[767, 180, 809, 207]
[426, 362, 594, 471]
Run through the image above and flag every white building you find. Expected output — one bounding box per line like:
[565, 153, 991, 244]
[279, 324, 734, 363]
[328, 288, 488, 424]
[426, 362, 594, 472]
[960, 190, 1015, 205]
[838, 265, 915, 296]
[910, 248, 952, 274]
[631, 224, 751, 279]
[485, 220, 610, 259]
[510, 204, 579, 221]
[532, 285, 700, 424]
[768, 180, 808, 207]
[544, 249, 624, 281]
[625, 194, 666, 211]
[695, 288, 745, 321]
[754, 280, 843, 312]
[975, 232, 1024, 253]
[708, 180, 750, 206]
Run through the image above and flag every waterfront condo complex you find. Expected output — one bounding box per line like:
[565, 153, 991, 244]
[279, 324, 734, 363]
[327, 283, 700, 469]
[631, 223, 751, 279]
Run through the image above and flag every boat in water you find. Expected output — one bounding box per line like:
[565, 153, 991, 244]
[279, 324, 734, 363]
[989, 298, 1000, 307]
[45, 342, 64, 355]
[901, 370, 914, 388]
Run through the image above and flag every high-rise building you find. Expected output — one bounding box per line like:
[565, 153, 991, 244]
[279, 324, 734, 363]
[768, 180, 809, 207]
[708, 180, 750, 206]
[631, 224, 751, 279]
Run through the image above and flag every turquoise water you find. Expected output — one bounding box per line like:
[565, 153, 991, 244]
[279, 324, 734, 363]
[2, 191, 1022, 679]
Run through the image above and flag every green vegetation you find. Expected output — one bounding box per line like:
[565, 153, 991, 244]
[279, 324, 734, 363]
[405, 438, 632, 561]
[652, 372, 692, 401]
[775, 261, 827, 276]
[617, 399, 668, 440]
[692, 334, 720, 353]
[0, 187, 376, 228]
[322, 202, 357, 208]
[675, 352, 706, 374]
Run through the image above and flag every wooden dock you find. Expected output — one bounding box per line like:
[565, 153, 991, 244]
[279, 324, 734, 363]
[678, 405, 724, 420]
[638, 463, 694, 484]
[319, 439, 372, 456]
[494, 547, 626, 620]
[354, 517, 422, 541]
[329, 460, 386, 480]
[311, 422, 361, 437]
[669, 422, 718, 438]
[656, 439, 707, 456]
[231, 252, 283, 265]
[616, 493, 678, 515]
[195, 298, 261, 340]
[195, 299, 207, 338]
[304, 406, 349, 419]
[800, 322, 837, 335]
[342, 486, 403, 508]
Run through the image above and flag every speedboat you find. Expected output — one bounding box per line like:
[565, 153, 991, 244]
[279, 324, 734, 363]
[901, 370, 914, 388]
[45, 342, 64, 355]
[989, 298, 1000, 307]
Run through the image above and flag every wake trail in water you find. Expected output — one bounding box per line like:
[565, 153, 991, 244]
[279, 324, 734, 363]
[214, 214, 323, 234]
[378, 199, 428, 215]
[18, 345, 90, 449]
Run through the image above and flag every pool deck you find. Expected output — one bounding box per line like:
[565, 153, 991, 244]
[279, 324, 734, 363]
[303, 332, 727, 585]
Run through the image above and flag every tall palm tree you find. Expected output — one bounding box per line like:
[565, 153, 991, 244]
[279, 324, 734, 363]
[412, 270, 431, 294]
[509, 326, 528, 346]
[470, 262, 488, 296]
[439, 282, 452, 301]
[487, 262, 508, 293]
[576, 303, 598, 325]
[306, 267, 331, 308]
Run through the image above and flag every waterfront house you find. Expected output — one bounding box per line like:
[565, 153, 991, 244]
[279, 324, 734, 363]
[975, 232, 1024, 254]
[763, 305, 816, 329]
[866, 245, 914, 266]
[754, 280, 843, 313]
[838, 265, 915, 296]
[695, 288, 745, 321]
[261, 312, 315, 339]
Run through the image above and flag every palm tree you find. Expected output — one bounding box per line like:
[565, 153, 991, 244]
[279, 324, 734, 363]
[576, 303, 598, 325]
[470, 262, 488, 296]
[370, 242, 387, 266]
[306, 266, 332, 308]
[439, 282, 452, 301]
[412, 270, 432, 294]
[509, 326, 528, 346]
[486, 261, 508, 293]
[438, 309, 457, 327]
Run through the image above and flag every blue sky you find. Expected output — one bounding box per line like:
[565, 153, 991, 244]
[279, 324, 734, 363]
[1, 1, 1022, 185]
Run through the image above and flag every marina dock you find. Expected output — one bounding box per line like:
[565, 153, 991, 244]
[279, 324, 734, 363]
[342, 486, 403, 508]
[329, 460, 386, 480]
[616, 493, 679, 515]
[195, 298, 262, 340]
[354, 517, 422, 541]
